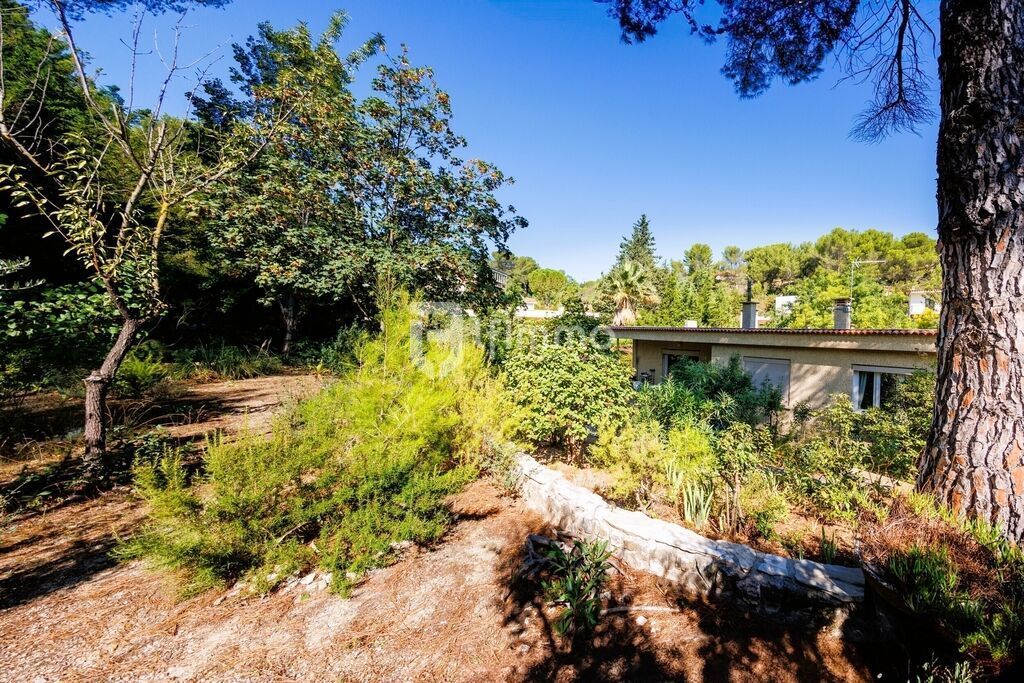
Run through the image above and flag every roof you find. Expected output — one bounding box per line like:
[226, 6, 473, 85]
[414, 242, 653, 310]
[610, 326, 936, 337]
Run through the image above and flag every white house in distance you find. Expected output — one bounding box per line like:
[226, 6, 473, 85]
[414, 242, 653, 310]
[516, 297, 564, 319]
[908, 290, 940, 316]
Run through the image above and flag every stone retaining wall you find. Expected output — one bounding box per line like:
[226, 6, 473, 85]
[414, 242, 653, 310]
[512, 452, 865, 622]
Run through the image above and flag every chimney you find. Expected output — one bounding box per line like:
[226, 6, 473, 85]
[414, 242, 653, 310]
[741, 278, 758, 329]
[833, 298, 852, 330]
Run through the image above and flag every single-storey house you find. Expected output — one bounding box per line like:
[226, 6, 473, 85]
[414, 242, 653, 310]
[610, 299, 937, 412]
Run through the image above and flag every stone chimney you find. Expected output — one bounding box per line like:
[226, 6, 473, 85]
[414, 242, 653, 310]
[741, 279, 758, 329]
[833, 298, 852, 330]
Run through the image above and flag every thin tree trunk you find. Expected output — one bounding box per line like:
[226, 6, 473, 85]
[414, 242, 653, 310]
[83, 317, 143, 478]
[918, 1, 1024, 540]
[280, 293, 296, 357]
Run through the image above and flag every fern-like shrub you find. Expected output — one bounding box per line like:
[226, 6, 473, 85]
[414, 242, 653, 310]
[121, 295, 512, 596]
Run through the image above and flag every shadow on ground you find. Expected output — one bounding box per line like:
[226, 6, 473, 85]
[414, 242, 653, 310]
[497, 529, 902, 682]
[0, 533, 118, 610]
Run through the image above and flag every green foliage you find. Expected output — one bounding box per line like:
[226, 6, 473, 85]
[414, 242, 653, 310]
[787, 395, 869, 520]
[614, 214, 657, 271]
[526, 268, 571, 309]
[122, 295, 508, 596]
[591, 418, 668, 508]
[855, 369, 935, 478]
[739, 470, 788, 539]
[542, 538, 613, 639]
[641, 356, 782, 429]
[819, 528, 838, 564]
[603, 259, 660, 326]
[113, 344, 172, 397]
[715, 422, 773, 530]
[503, 337, 633, 459]
[290, 326, 367, 376]
[172, 343, 282, 381]
[202, 14, 380, 340]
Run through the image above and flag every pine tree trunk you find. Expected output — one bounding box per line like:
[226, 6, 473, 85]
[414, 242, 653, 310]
[82, 317, 142, 478]
[918, 1, 1024, 540]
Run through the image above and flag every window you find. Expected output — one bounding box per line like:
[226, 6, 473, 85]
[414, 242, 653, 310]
[742, 357, 791, 404]
[852, 365, 913, 410]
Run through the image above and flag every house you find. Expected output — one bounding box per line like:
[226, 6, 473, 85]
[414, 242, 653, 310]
[610, 299, 937, 412]
[516, 297, 564, 319]
[908, 290, 939, 316]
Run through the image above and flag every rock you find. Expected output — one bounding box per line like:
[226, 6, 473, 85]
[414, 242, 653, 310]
[300, 572, 316, 586]
[635, 615, 647, 626]
[517, 644, 530, 654]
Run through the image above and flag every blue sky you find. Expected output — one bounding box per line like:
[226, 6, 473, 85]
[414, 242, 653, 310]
[36, 0, 941, 282]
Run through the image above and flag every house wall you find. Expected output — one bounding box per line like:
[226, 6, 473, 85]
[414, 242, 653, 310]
[632, 338, 935, 410]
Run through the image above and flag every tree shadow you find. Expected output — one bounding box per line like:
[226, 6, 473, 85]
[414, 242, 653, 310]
[0, 388, 276, 518]
[0, 533, 118, 610]
[496, 530, 906, 682]
[498, 533, 687, 681]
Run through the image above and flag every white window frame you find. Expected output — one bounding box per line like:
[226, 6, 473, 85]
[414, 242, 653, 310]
[742, 356, 791, 405]
[851, 365, 914, 410]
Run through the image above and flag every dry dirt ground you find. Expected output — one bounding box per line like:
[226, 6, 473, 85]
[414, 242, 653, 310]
[0, 376, 884, 682]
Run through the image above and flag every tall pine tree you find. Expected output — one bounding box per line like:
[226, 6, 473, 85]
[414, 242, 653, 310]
[614, 214, 657, 271]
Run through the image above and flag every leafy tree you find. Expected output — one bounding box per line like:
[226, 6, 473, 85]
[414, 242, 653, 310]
[604, 260, 660, 326]
[603, 0, 1024, 539]
[678, 244, 736, 326]
[491, 252, 538, 290]
[350, 46, 526, 312]
[0, 2, 271, 473]
[614, 213, 657, 270]
[201, 14, 380, 354]
[526, 267, 570, 309]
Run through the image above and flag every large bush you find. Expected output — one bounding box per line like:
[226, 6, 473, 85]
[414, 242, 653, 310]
[855, 369, 934, 478]
[503, 337, 633, 458]
[638, 356, 782, 431]
[122, 295, 512, 596]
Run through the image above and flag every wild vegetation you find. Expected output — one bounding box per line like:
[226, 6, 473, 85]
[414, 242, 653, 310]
[2, 1, 1023, 680]
[122, 294, 511, 596]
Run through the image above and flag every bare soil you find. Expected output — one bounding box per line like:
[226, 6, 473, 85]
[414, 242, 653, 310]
[0, 376, 887, 681]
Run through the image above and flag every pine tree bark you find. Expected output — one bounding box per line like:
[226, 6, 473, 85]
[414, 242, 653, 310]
[918, 0, 1024, 540]
[82, 317, 142, 478]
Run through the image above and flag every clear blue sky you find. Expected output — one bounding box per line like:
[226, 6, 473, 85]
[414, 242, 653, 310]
[35, 0, 940, 282]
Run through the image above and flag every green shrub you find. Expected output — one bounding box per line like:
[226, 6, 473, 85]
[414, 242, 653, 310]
[739, 470, 789, 539]
[290, 326, 368, 375]
[787, 394, 869, 520]
[542, 538, 612, 639]
[715, 422, 773, 530]
[855, 369, 934, 478]
[113, 343, 171, 397]
[638, 356, 782, 431]
[121, 295, 509, 596]
[503, 337, 633, 459]
[591, 418, 668, 508]
[173, 342, 283, 381]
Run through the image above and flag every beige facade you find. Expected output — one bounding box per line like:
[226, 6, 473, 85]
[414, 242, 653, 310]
[613, 327, 937, 411]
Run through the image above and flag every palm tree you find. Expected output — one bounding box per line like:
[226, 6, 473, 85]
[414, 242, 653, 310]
[605, 260, 660, 326]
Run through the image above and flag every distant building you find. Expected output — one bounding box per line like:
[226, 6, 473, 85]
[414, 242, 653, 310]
[775, 295, 799, 316]
[908, 291, 939, 316]
[515, 297, 564, 319]
[492, 269, 510, 290]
